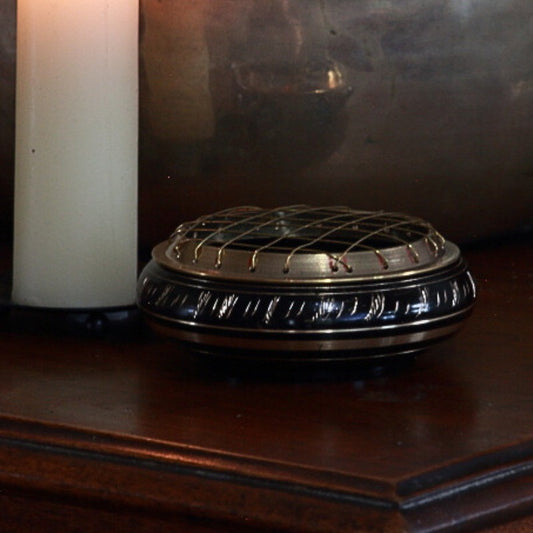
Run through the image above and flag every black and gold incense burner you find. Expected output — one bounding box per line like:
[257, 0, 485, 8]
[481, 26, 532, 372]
[137, 206, 476, 363]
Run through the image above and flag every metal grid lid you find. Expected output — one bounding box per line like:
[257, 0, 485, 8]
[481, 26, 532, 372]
[153, 205, 459, 284]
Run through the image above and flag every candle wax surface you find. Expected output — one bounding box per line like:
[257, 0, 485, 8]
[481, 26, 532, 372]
[13, 0, 138, 308]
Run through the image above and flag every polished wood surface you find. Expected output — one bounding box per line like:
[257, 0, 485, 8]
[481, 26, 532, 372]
[0, 240, 532, 532]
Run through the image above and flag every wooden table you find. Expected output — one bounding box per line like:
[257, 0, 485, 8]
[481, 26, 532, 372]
[0, 240, 532, 532]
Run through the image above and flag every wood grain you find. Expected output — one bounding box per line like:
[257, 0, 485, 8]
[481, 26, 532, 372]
[0, 240, 531, 531]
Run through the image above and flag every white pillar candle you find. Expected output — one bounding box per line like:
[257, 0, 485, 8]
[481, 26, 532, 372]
[13, 0, 138, 308]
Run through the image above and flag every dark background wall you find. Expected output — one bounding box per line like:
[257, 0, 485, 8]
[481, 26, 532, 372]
[0, 0, 15, 242]
[2, 0, 532, 253]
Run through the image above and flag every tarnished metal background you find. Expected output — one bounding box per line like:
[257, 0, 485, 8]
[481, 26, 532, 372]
[1, 1, 532, 249]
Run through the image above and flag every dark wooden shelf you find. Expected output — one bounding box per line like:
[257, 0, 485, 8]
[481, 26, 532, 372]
[0, 240, 532, 532]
